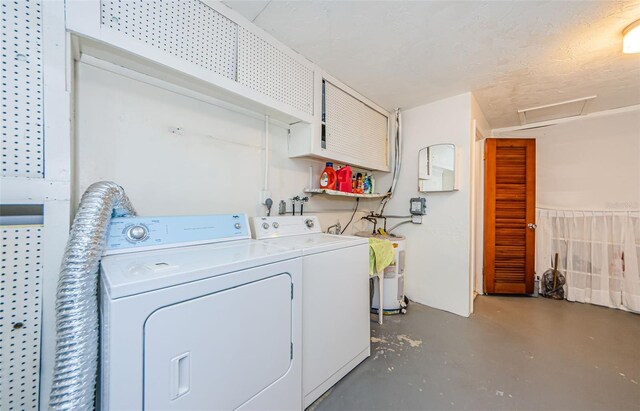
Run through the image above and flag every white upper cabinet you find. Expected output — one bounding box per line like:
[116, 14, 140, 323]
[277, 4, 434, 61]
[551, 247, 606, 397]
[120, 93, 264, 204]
[67, 0, 315, 123]
[323, 80, 389, 171]
[237, 27, 314, 116]
[289, 75, 390, 172]
[100, 0, 239, 81]
[65, 0, 388, 171]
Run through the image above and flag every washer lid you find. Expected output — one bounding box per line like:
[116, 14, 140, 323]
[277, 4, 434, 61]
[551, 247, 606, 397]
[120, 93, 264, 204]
[256, 233, 367, 255]
[100, 239, 300, 299]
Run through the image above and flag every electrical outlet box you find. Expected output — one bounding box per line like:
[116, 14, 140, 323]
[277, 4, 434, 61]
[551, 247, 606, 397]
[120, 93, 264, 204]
[410, 197, 427, 215]
[260, 190, 272, 205]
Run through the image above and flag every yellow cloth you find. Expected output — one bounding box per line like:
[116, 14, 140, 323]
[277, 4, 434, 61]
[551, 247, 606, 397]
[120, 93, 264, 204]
[368, 237, 394, 276]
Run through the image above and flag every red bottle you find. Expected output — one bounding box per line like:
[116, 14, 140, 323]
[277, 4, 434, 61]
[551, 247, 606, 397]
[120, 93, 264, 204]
[336, 166, 353, 192]
[320, 162, 337, 190]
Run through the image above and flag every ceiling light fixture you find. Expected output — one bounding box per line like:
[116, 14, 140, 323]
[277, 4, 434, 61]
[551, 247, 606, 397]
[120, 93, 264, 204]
[623, 19, 640, 54]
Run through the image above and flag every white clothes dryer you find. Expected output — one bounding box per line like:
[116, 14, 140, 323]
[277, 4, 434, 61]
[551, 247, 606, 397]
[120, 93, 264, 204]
[251, 216, 370, 408]
[99, 214, 302, 410]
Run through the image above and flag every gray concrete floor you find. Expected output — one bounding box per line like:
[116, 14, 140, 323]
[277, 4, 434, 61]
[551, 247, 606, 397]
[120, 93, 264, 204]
[310, 296, 640, 411]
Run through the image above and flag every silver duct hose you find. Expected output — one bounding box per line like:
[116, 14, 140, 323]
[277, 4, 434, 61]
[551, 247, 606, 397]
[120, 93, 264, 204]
[49, 181, 136, 410]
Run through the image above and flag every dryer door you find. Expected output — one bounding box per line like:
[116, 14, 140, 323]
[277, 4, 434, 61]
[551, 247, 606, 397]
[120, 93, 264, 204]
[144, 273, 292, 410]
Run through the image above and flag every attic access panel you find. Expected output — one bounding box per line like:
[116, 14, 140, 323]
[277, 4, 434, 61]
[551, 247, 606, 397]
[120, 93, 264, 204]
[517, 96, 596, 125]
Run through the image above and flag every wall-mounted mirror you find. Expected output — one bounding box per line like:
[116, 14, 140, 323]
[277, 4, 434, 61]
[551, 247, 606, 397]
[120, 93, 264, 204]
[418, 144, 458, 192]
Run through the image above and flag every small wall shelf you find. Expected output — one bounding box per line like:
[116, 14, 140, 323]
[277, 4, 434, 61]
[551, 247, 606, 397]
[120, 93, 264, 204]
[304, 188, 387, 199]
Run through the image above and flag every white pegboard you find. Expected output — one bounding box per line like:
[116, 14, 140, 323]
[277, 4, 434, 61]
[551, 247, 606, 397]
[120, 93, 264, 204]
[0, 225, 43, 410]
[100, 0, 238, 80]
[324, 81, 388, 169]
[1, 0, 45, 178]
[237, 27, 314, 115]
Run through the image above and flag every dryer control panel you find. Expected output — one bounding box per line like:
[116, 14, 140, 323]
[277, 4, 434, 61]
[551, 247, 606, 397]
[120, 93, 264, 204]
[104, 214, 250, 255]
[251, 216, 321, 239]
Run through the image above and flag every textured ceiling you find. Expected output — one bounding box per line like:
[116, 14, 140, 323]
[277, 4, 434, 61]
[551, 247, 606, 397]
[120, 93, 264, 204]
[222, 0, 640, 128]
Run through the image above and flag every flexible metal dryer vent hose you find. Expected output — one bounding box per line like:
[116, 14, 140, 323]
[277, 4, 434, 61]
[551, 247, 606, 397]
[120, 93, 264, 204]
[49, 182, 136, 410]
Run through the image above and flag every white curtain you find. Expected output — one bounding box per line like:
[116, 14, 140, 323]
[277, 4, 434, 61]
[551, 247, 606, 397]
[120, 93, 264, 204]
[536, 209, 640, 312]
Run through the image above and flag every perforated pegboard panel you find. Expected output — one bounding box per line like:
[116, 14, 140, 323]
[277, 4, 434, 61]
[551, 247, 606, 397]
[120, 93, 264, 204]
[0, 226, 43, 410]
[101, 0, 238, 80]
[1, 0, 44, 178]
[237, 27, 314, 115]
[324, 81, 388, 169]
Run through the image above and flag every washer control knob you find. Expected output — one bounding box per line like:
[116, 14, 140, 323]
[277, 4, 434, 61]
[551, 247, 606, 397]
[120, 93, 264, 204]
[234, 223, 241, 229]
[305, 219, 314, 228]
[272, 222, 279, 229]
[127, 225, 147, 241]
[262, 222, 270, 230]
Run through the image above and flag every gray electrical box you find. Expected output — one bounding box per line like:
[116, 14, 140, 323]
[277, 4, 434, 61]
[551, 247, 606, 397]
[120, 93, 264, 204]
[410, 197, 427, 215]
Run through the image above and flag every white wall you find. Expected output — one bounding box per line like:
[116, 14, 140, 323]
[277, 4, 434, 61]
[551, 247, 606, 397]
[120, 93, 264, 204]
[76, 63, 492, 318]
[473, 107, 640, 291]
[378, 93, 473, 317]
[74, 62, 377, 233]
[493, 108, 640, 211]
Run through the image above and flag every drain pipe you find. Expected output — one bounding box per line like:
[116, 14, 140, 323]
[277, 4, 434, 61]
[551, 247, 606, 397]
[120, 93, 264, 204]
[261, 115, 273, 214]
[264, 114, 270, 194]
[49, 181, 136, 410]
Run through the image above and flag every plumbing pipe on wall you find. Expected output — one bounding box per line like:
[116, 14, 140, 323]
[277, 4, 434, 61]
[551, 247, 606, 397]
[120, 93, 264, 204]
[264, 114, 270, 193]
[389, 108, 402, 197]
[49, 181, 136, 410]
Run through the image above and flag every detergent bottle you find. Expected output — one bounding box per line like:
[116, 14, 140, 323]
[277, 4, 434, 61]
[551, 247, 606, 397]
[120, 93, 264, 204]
[363, 173, 371, 194]
[336, 165, 353, 192]
[355, 173, 364, 194]
[319, 162, 337, 190]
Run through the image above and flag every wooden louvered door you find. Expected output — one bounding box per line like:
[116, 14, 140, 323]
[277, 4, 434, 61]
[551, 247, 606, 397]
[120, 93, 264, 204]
[484, 138, 536, 294]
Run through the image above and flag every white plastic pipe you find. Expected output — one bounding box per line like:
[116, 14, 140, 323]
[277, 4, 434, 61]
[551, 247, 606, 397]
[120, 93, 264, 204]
[389, 108, 402, 197]
[264, 114, 270, 192]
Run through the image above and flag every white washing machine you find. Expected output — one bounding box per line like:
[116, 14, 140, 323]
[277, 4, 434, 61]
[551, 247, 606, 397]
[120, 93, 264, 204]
[251, 216, 370, 408]
[99, 214, 303, 410]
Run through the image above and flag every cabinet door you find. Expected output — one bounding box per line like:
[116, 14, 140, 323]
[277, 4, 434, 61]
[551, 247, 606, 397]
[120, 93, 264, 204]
[144, 273, 292, 410]
[3, 0, 44, 178]
[99, 0, 238, 80]
[1, 226, 43, 410]
[324, 81, 389, 171]
[237, 27, 314, 116]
